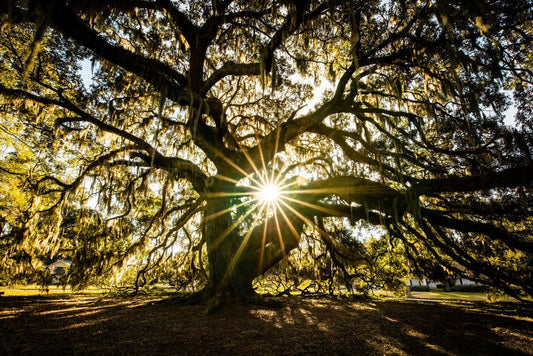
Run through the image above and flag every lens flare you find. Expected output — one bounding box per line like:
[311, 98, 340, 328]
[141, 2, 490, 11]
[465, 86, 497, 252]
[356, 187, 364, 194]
[259, 183, 280, 203]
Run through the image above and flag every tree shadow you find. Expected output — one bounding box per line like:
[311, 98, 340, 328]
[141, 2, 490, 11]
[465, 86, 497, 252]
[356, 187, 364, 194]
[1, 295, 532, 355]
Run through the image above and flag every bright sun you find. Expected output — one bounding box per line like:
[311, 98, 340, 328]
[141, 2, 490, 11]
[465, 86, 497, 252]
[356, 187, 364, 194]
[259, 183, 280, 203]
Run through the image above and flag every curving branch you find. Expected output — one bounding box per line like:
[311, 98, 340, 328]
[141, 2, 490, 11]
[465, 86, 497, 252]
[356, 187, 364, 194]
[0, 85, 207, 190]
[155, 0, 199, 46]
[201, 62, 261, 95]
[301, 176, 401, 203]
[412, 164, 533, 195]
[311, 123, 431, 182]
[421, 208, 533, 252]
[260, 2, 330, 74]
[0, 84, 160, 154]
[2, 2, 189, 97]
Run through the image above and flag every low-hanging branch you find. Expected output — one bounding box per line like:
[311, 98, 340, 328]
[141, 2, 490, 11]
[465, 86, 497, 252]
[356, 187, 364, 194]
[0, 84, 207, 189]
[421, 207, 533, 252]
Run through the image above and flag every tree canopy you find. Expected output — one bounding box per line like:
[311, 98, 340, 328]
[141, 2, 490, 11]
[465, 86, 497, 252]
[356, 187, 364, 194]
[1, 0, 532, 304]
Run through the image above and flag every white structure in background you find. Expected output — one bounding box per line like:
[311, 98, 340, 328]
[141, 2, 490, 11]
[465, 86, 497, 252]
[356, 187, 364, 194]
[47, 259, 71, 282]
[408, 277, 477, 288]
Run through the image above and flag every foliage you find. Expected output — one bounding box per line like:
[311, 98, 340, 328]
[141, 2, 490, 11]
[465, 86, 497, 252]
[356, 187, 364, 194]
[449, 284, 485, 293]
[410, 285, 430, 292]
[0, 0, 532, 302]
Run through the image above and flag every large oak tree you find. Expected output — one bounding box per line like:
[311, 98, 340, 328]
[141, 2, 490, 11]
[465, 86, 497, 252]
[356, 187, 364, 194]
[1, 0, 532, 305]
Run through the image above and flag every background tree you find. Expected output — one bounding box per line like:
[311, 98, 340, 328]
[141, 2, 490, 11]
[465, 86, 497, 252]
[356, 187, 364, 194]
[1, 0, 532, 306]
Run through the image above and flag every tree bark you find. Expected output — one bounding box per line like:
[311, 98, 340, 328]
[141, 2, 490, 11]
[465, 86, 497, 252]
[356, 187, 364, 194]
[201, 180, 306, 311]
[202, 180, 257, 311]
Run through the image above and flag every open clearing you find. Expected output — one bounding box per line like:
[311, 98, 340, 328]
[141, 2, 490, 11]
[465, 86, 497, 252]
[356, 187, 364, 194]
[1, 295, 532, 355]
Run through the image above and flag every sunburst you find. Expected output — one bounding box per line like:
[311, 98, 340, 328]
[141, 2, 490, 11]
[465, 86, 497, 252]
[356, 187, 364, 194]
[201, 130, 352, 291]
[258, 182, 281, 203]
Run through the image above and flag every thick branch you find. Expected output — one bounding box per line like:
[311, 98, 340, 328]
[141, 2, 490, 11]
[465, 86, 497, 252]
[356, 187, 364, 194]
[299, 203, 387, 226]
[303, 176, 401, 202]
[261, 2, 329, 74]
[201, 62, 261, 95]
[3, 2, 189, 98]
[155, 0, 199, 46]
[413, 165, 533, 195]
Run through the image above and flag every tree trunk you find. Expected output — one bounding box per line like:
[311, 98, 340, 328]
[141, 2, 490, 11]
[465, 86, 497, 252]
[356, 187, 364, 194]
[202, 181, 305, 311]
[202, 181, 257, 310]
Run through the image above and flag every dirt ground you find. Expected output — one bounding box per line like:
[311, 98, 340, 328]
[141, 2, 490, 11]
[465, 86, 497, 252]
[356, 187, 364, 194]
[1, 295, 532, 355]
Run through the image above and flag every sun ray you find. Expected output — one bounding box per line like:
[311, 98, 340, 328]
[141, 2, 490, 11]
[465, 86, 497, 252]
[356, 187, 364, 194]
[256, 133, 268, 181]
[277, 198, 333, 243]
[235, 140, 267, 187]
[212, 174, 241, 184]
[213, 148, 265, 187]
[274, 179, 300, 192]
[258, 215, 269, 274]
[203, 195, 261, 222]
[273, 166, 287, 187]
[272, 208, 287, 259]
[281, 195, 349, 217]
[281, 185, 387, 196]
[203, 191, 256, 198]
[210, 199, 264, 250]
[273, 200, 303, 244]
[220, 202, 266, 289]
[277, 198, 319, 225]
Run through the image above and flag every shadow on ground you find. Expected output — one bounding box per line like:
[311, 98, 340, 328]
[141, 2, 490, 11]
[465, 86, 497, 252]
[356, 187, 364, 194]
[1, 295, 532, 355]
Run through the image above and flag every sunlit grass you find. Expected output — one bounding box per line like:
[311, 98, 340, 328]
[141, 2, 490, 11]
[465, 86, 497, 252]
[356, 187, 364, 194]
[372, 289, 526, 303]
[0, 285, 106, 297]
[0, 284, 183, 297]
[408, 290, 506, 302]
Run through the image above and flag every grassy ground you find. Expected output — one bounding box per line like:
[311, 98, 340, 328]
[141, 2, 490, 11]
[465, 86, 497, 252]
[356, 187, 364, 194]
[0, 284, 512, 302]
[0, 285, 106, 297]
[1, 292, 532, 355]
[409, 290, 492, 302]
[373, 288, 516, 303]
